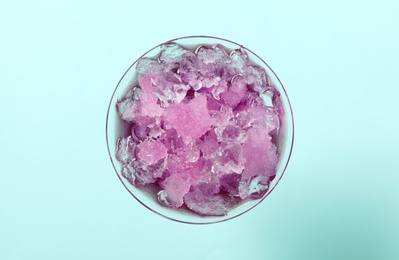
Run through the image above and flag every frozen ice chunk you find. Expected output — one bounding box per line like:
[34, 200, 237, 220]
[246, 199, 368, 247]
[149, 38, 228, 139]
[149, 157, 168, 179]
[234, 110, 255, 129]
[138, 75, 164, 117]
[214, 144, 245, 174]
[184, 184, 227, 216]
[175, 142, 200, 163]
[230, 74, 248, 98]
[151, 79, 191, 106]
[219, 125, 246, 144]
[166, 155, 204, 184]
[261, 89, 274, 107]
[199, 132, 219, 159]
[162, 155, 206, 207]
[234, 105, 278, 130]
[161, 128, 185, 153]
[221, 90, 241, 108]
[210, 79, 228, 100]
[212, 105, 234, 127]
[152, 81, 174, 106]
[162, 174, 191, 207]
[220, 173, 241, 197]
[244, 91, 263, 108]
[159, 43, 187, 63]
[131, 123, 147, 141]
[122, 161, 156, 187]
[165, 95, 212, 139]
[148, 124, 165, 140]
[204, 93, 222, 111]
[172, 83, 191, 104]
[164, 70, 182, 84]
[248, 175, 270, 199]
[178, 51, 202, 88]
[180, 50, 199, 70]
[248, 106, 270, 125]
[116, 97, 140, 122]
[264, 108, 280, 131]
[115, 136, 136, 164]
[244, 65, 268, 94]
[234, 105, 280, 133]
[196, 182, 221, 195]
[224, 175, 271, 200]
[129, 116, 158, 141]
[136, 57, 162, 78]
[197, 45, 231, 79]
[202, 76, 220, 88]
[157, 190, 173, 207]
[230, 49, 249, 72]
[121, 163, 136, 185]
[197, 45, 229, 64]
[137, 139, 168, 165]
[242, 125, 278, 180]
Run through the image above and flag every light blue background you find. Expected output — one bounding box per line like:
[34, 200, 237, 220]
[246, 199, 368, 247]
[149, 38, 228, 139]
[1, 0, 398, 259]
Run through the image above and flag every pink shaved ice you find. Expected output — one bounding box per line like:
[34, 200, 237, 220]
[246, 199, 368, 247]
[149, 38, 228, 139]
[115, 42, 284, 216]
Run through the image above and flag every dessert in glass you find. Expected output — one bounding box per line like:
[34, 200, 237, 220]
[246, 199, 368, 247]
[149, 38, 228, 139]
[106, 36, 294, 224]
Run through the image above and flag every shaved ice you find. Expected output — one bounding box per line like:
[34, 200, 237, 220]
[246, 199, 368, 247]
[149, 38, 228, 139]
[114, 42, 284, 217]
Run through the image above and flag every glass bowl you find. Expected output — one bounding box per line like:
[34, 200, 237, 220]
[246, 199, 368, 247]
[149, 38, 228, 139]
[106, 36, 294, 224]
